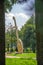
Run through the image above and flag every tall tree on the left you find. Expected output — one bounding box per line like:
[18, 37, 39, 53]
[0, 1, 5, 65]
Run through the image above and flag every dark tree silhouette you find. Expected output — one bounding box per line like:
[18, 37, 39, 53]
[0, 1, 5, 65]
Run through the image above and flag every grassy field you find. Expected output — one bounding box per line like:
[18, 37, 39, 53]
[6, 53, 37, 65]
[6, 53, 36, 58]
[6, 58, 37, 65]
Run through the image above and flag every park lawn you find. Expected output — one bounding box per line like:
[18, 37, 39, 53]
[6, 58, 37, 65]
[7, 53, 36, 58]
[15, 53, 36, 58]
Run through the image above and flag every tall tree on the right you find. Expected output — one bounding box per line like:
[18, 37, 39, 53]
[36, 0, 43, 65]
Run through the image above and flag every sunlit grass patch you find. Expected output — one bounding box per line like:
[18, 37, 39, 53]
[6, 58, 37, 65]
[6, 53, 36, 58]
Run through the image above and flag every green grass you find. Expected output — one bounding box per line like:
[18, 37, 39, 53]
[15, 53, 36, 58]
[7, 53, 36, 58]
[6, 53, 37, 65]
[6, 58, 37, 65]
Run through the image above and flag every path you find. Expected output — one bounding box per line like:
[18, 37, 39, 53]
[5, 56, 36, 60]
[6, 56, 20, 58]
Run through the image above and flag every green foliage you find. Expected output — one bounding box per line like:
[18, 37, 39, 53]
[5, 29, 16, 44]
[5, 0, 17, 12]
[5, 31, 10, 48]
[19, 16, 36, 52]
[24, 48, 32, 53]
[5, 29, 17, 52]
[36, 0, 43, 13]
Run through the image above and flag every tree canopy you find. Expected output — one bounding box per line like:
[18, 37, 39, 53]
[18, 16, 36, 52]
[5, 0, 17, 12]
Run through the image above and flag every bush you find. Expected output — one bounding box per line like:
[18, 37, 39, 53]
[9, 48, 14, 52]
[24, 48, 32, 53]
[5, 48, 7, 52]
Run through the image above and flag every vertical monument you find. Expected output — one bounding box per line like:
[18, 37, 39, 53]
[13, 16, 23, 53]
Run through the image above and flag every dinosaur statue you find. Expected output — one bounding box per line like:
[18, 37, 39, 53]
[13, 16, 23, 53]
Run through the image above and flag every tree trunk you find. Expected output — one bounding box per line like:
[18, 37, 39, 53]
[7, 43, 9, 52]
[36, 0, 43, 65]
[0, 1, 5, 65]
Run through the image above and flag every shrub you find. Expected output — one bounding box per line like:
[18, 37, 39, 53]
[24, 48, 32, 53]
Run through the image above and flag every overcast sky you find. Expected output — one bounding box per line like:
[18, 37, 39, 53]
[5, 0, 35, 30]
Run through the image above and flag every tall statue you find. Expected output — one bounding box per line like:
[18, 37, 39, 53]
[13, 16, 23, 53]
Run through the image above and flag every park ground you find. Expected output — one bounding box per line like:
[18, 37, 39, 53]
[6, 53, 37, 65]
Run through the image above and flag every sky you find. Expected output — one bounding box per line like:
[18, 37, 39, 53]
[5, 0, 35, 30]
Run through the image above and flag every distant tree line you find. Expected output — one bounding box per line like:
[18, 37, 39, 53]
[5, 16, 36, 53]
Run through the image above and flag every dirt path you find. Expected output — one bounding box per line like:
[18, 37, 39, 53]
[6, 56, 20, 58]
[5, 52, 36, 59]
[5, 56, 36, 60]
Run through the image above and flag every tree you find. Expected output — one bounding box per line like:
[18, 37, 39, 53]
[5, 27, 17, 52]
[5, 0, 17, 12]
[5, 0, 18, 52]
[10, 27, 17, 52]
[19, 16, 36, 52]
[0, 1, 5, 65]
[5, 30, 10, 52]
[36, 0, 43, 65]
